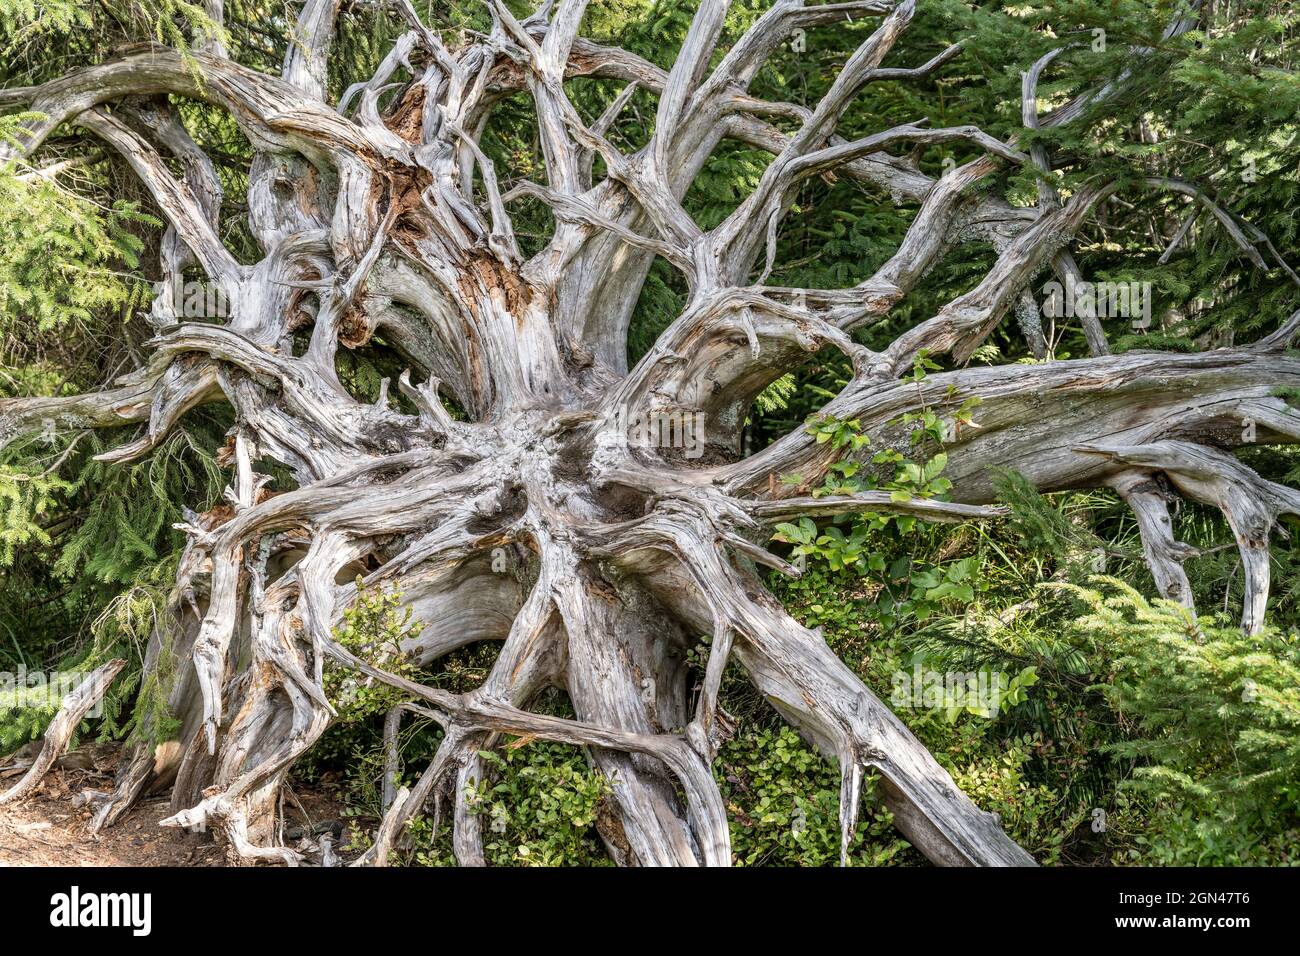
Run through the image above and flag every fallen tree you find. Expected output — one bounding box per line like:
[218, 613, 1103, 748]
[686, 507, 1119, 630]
[2, 0, 1298, 867]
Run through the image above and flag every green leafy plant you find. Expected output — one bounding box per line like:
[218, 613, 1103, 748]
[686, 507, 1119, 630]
[1053, 578, 1300, 863]
[408, 741, 611, 867]
[326, 579, 425, 723]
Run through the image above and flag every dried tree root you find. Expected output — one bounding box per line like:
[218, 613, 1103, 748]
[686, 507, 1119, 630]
[2, 0, 1295, 867]
[0, 661, 126, 807]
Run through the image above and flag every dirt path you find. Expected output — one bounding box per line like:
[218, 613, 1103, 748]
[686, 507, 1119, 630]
[0, 744, 223, 866]
[0, 790, 226, 867]
[0, 744, 346, 866]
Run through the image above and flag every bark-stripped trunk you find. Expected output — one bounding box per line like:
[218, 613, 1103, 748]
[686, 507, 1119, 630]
[3, 0, 1297, 866]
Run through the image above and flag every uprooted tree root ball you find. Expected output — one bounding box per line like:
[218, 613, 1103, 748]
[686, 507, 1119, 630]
[3, 0, 1299, 866]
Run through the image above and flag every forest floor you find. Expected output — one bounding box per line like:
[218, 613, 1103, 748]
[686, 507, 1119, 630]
[0, 743, 346, 866]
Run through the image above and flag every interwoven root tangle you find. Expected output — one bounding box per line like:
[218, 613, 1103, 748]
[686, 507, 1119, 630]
[4, 0, 1299, 866]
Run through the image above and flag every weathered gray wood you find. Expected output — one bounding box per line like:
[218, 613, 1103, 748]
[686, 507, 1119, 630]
[0, 661, 126, 807]
[1, 0, 1292, 867]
